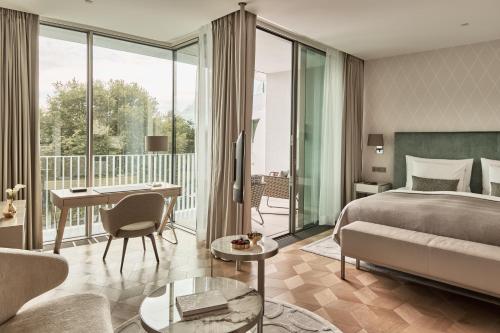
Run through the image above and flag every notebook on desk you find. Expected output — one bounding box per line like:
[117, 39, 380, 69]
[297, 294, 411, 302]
[93, 184, 151, 194]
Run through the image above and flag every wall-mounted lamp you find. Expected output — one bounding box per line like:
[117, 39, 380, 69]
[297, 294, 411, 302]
[367, 134, 384, 154]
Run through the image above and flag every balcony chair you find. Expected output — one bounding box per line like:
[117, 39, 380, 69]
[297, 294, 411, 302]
[100, 192, 165, 272]
[263, 171, 290, 210]
[251, 175, 266, 225]
[0, 248, 113, 332]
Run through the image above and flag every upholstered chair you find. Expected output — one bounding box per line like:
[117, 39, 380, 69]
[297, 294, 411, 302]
[0, 248, 113, 332]
[100, 192, 165, 272]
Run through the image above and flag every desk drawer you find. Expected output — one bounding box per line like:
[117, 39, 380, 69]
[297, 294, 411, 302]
[64, 196, 108, 208]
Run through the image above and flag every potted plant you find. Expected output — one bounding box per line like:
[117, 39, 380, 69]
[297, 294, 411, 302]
[3, 184, 25, 218]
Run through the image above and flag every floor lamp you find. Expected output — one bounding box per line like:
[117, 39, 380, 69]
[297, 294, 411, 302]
[145, 135, 168, 187]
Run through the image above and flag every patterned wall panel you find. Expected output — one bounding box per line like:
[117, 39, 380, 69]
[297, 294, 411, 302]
[363, 39, 500, 184]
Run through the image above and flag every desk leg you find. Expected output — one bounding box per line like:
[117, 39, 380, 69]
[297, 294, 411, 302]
[257, 259, 264, 333]
[53, 207, 69, 254]
[158, 195, 178, 244]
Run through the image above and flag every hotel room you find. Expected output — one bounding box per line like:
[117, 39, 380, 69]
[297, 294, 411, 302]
[1, 1, 500, 332]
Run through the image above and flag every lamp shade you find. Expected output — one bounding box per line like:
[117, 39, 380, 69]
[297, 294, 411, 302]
[145, 136, 168, 152]
[367, 134, 384, 146]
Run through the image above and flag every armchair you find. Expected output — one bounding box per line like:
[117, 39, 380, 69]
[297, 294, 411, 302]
[0, 248, 113, 332]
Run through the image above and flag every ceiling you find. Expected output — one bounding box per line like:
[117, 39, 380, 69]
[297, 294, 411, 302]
[2, 0, 500, 59]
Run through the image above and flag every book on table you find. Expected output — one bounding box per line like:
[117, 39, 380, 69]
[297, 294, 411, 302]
[176, 290, 228, 319]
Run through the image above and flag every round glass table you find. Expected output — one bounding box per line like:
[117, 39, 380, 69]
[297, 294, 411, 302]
[140, 276, 262, 333]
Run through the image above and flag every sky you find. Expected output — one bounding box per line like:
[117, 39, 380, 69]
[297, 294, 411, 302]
[39, 33, 197, 123]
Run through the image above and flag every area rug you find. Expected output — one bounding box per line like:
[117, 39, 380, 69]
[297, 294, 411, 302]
[115, 298, 342, 332]
[300, 236, 360, 265]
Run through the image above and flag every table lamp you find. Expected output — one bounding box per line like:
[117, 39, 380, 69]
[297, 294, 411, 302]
[145, 136, 168, 187]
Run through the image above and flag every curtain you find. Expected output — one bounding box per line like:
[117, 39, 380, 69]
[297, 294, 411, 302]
[206, 9, 256, 245]
[195, 24, 213, 242]
[318, 48, 345, 225]
[0, 8, 42, 249]
[341, 55, 364, 206]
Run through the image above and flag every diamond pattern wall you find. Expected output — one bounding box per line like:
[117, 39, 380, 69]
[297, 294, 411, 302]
[363, 39, 500, 183]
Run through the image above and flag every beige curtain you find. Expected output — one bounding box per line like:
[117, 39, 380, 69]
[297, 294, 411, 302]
[206, 9, 256, 245]
[0, 8, 42, 249]
[341, 55, 364, 206]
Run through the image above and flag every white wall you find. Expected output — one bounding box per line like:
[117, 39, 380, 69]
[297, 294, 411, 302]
[363, 39, 500, 183]
[251, 70, 291, 175]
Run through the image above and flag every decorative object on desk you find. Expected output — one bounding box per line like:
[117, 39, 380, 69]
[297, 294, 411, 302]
[145, 135, 168, 187]
[176, 290, 228, 319]
[70, 187, 87, 193]
[3, 184, 25, 218]
[247, 232, 262, 245]
[367, 133, 384, 154]
[231, 237, 250, 249]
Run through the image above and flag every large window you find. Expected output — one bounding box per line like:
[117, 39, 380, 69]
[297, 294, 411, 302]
[39, 24, 198, 242]
[39, 25, 88, 241]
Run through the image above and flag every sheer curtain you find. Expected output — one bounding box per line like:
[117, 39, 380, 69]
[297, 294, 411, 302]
[318, 48, 345, 225]
[195, 24, 213, 242]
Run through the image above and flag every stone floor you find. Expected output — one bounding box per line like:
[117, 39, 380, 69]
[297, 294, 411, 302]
[32, 229, 500, 333]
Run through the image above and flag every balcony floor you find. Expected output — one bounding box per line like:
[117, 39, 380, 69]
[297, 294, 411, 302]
[251, 197, 290, 237]
[30, 229, 500, 332]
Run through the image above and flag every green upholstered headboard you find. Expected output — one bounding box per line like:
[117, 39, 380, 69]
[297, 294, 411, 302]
[394, 132, 500, 193]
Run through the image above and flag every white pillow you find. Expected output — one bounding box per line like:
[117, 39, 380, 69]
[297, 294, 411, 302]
[406, 156, 473, 192]
[411, 160, 466, 191]
[490, 165, 500, 187]
[481, 158, 500, 194]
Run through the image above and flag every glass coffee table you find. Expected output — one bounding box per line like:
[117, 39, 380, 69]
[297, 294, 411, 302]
[210, 235, 279, 333]
[140, 276, 262, 333]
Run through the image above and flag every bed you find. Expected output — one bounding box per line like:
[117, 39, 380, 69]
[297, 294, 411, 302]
[334, 131, 500, 297]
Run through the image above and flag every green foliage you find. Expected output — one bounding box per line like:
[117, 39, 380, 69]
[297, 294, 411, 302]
[40, 79, 195, 156]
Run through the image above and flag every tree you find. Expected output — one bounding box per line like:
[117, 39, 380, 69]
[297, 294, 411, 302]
[40, 79, 195, 156]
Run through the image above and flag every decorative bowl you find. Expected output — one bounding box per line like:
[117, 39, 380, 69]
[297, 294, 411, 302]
[247, 232, 263, 245]
[231, 238, 251, 250]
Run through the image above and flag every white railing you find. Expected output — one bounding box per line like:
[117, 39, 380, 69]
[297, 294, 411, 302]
[40, 153, 196, 241]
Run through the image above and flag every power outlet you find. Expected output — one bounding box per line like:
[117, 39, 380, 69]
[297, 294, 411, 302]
[372, 166, 386, 173]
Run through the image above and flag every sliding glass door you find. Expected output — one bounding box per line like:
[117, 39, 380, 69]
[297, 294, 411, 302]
[295, 45, 326, 231]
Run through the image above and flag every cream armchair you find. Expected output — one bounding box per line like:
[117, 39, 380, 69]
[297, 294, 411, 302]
[0, 248, 113, 332]
[100, 192, 165, 272]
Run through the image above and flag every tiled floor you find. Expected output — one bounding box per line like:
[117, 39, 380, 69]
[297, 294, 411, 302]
[32, 230, 500, 332]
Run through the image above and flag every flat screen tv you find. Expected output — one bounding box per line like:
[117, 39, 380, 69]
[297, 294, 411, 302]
[232, 131, 245, 203]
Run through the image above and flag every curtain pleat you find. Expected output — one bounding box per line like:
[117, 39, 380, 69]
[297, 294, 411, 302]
[318, 49, 345, 224]
[341, 55, 364, 206]
[206, 10, 256, 245]
[0, 8, 42, 249]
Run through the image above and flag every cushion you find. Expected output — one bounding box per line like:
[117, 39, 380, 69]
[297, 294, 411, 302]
[491, 182, 500, 197]
[481, 158, 500, 194]
[406, 156, 472, 192]
[117, 221, 156, 238]
[411, 176, 460, 192]
[0, 293, 113, 333]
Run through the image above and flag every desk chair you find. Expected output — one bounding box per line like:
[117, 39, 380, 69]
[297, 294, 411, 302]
[100, 192, 164, 272]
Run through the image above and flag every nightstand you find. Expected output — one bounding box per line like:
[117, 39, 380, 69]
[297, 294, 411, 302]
[353, 182, 392, 199]
[0, 200, 25, 249]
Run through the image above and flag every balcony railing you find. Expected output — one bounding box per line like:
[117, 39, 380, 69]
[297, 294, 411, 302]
[41, 153, 196, 242]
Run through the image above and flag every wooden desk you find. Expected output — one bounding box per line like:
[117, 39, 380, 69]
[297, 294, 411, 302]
[0, 200, 25, 249]
[51, 184, 182, 254]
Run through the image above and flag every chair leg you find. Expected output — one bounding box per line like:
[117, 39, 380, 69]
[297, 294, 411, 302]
[103, 235, 113, 260]
[257, 208, 264, 225]
[341, 254, 346, 280]
[142, 236, 146, 252]
[120, 238, 129, 273]
[147, 234, 160, 263]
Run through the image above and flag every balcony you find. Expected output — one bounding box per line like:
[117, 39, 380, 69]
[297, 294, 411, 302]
[41, 153, 196, 242]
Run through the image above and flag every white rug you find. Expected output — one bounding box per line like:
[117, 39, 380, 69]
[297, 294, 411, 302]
[115, 298, 342, 333]
[300, 236, 361, 265]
